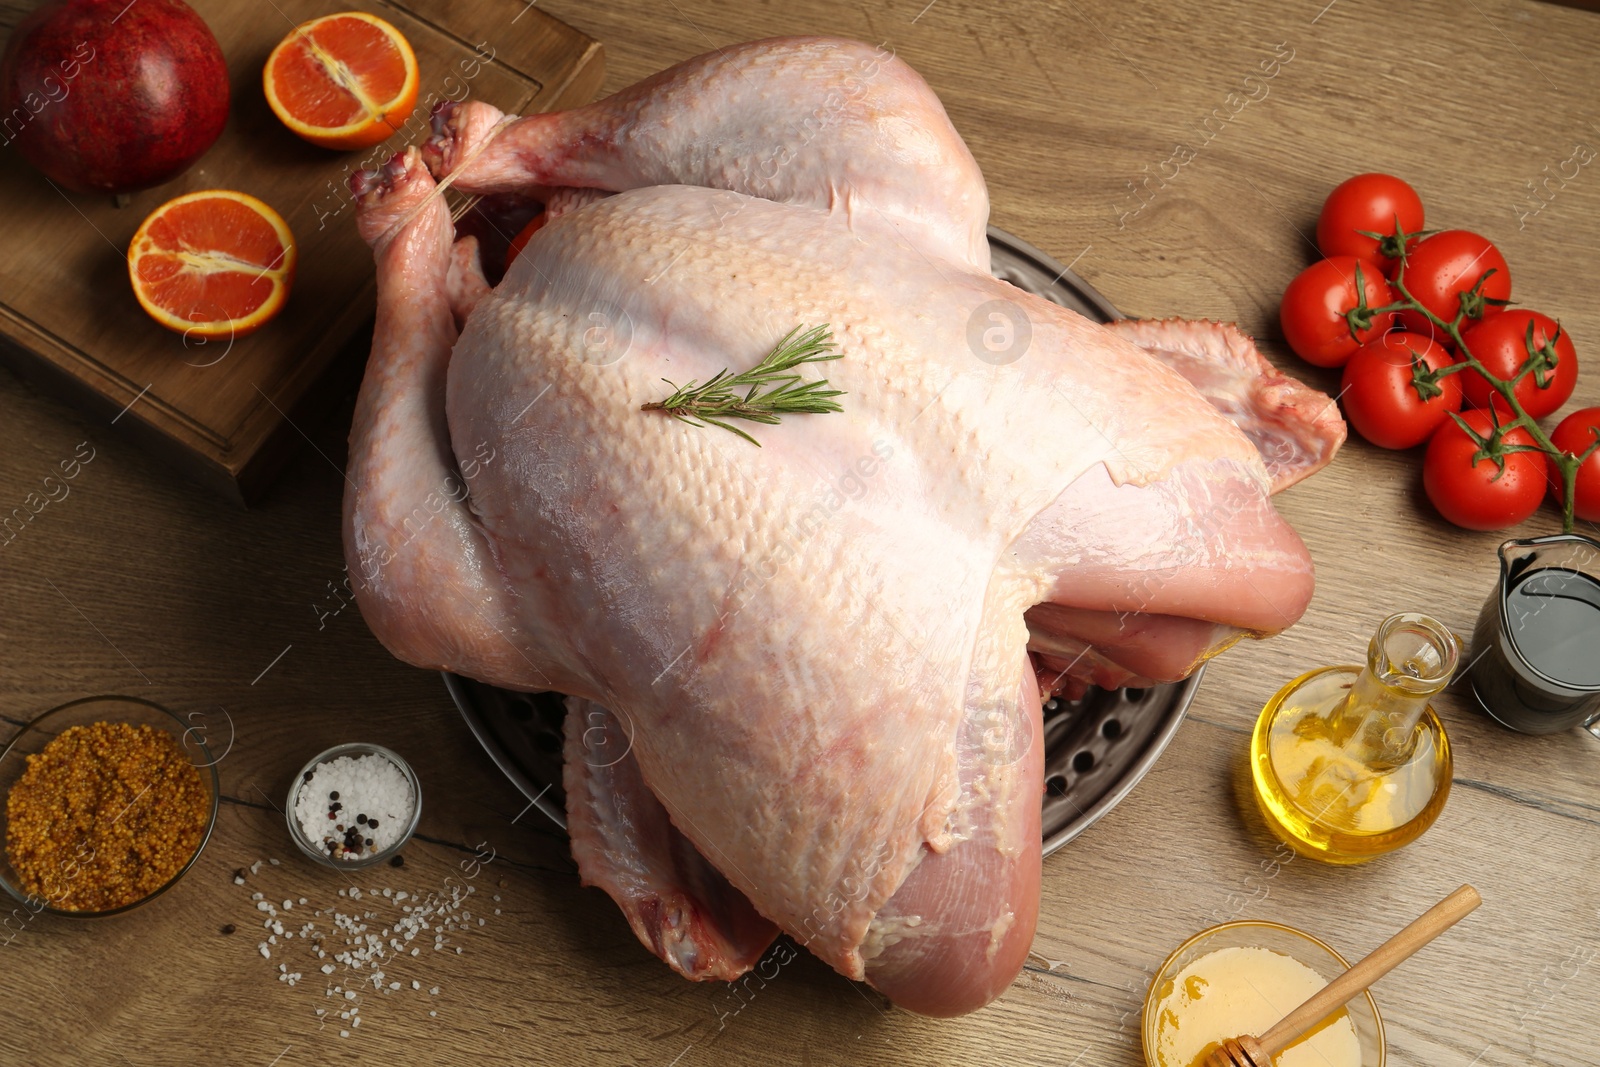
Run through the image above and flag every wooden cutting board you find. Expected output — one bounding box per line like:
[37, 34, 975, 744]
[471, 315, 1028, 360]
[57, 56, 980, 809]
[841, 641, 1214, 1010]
[0, 0, 601, 503]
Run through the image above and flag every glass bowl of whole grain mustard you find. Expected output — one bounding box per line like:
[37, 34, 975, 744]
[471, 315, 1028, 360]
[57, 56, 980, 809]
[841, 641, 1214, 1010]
[0, 696, 220, 918]
[1142, 920, 1384, 1067]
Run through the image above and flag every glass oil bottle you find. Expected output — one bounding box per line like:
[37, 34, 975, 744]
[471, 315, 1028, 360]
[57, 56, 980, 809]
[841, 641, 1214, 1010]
[1250, 612, 1459, 865]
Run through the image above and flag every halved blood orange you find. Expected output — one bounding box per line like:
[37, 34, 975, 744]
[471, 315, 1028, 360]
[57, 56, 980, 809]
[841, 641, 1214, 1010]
[263, 12, 419, 151]
[128, 191, 297, 341]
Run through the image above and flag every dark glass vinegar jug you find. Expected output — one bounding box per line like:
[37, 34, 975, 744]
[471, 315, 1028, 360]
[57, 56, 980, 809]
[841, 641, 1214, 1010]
[1468, 534, 1600, 735]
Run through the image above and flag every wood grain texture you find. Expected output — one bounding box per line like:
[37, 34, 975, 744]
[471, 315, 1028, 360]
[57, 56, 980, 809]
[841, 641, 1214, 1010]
[1, 0, 1598, 1064]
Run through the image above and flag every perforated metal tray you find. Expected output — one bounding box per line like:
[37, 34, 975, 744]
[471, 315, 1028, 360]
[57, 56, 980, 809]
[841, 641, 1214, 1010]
[443, 226, 1202, 858]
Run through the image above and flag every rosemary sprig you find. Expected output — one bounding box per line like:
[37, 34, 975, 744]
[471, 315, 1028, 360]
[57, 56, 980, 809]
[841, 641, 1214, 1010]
[642, 325, 845, 446]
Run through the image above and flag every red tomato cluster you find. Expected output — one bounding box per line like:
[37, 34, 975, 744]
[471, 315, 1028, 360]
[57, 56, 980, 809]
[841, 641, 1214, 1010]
[1279, 173, 1590, 530]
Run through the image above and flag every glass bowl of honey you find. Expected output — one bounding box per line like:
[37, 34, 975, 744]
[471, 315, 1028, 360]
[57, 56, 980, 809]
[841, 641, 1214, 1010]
[0, 696, 221, 918]
[1142, 920, 1384, 1067]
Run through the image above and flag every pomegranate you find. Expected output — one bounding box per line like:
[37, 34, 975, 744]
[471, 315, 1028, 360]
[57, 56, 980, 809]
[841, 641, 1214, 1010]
[0, 0, 231, 194]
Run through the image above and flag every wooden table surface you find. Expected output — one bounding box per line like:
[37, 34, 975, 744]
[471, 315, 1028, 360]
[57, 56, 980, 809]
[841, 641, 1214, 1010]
[3, 0, 1598, 1064]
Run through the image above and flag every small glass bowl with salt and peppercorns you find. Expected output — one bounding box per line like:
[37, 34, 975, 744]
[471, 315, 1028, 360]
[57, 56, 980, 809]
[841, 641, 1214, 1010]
[286, 742, 421, 870]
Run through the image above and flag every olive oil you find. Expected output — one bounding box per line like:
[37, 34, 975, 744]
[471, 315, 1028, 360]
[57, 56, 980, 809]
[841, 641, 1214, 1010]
[1250, 613, 1458, 865]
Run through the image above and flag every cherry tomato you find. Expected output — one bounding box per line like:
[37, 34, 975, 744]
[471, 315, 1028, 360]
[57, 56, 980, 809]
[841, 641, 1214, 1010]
[1280, 256, 1397, 368]
[505, 212, 549, 269]
[1316, 173, 1424, 270]
[1395, 230, 1511, 338]
[1547, 407, 1600, 522]
[1423, 408, 1545, 531]
[1458, 310, 1577, 419]
[1340, 332, 1461, 449]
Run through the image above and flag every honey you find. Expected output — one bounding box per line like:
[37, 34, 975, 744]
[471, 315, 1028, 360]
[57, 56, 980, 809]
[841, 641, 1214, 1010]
[1251, 613, 1457, 864]
[1151, 945, 1361, 1067]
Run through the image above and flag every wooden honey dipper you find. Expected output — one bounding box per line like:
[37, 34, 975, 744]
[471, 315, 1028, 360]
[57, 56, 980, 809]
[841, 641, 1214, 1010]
[1205, 885, 1482, 1067]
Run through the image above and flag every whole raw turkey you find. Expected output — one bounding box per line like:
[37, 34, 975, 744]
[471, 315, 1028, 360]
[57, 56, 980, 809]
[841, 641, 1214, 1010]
[343, 36, 1345, 1016]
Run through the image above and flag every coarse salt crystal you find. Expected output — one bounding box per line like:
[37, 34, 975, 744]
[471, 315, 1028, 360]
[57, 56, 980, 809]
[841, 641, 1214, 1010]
[429, 986, 439, 995]
[339, 1030, 349, 1039]
[345, 990, 356, 1000]
[429, 1011, 437, 1017]
[412, 980, 421, 990]
[259, 943, 270, 958]
[322, 964, 335, 974]
[269, 858, 280, 866]
[283, 900, 293, 910]
[250, 861, 263, 874]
